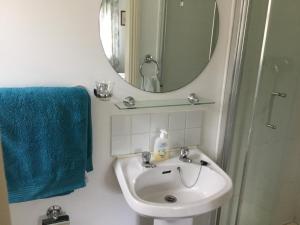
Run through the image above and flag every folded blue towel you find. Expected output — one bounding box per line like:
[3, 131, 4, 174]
[0, 87, 93, 203]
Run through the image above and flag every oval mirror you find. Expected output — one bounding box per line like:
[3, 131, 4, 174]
[100, 0, 219, 93]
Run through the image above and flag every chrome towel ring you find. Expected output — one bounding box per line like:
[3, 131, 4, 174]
[139, 54, 160, 90]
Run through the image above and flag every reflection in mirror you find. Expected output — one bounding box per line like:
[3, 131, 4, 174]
[100, 0, 219, 93]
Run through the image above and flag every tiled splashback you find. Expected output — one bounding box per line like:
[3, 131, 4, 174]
[111, 110, 204, 155]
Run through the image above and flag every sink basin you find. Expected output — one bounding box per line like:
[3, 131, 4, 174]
[114, 148, 232, 221]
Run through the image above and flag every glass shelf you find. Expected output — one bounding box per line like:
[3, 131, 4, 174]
[114, 97, 215, 110]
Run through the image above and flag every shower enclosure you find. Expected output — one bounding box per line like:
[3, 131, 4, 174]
[220, 0, 300, 225]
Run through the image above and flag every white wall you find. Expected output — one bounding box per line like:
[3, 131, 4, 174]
[0, 0, 235, 225]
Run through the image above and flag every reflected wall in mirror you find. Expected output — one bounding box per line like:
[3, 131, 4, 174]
[100, 0, 219, 93]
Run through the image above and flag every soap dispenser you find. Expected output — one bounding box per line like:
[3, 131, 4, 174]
[153, 129, 169, 161]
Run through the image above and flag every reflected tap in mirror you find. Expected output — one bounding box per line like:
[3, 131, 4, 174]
[99, 0, 219, 93]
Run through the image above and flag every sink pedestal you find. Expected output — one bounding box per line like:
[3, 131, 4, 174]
[154, 218, 193, 225]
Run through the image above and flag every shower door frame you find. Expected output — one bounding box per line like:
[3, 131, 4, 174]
[217, 0, 275, 224]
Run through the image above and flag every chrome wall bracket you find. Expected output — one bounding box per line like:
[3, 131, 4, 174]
[123, 96, 136, 108]
[94, 81, 113, 101]
[188, 93, 200, 104]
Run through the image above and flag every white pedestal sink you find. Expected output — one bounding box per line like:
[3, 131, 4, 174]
[114, 148, 232, 225]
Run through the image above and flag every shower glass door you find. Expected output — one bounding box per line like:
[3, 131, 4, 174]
[221, 0, 300, 224]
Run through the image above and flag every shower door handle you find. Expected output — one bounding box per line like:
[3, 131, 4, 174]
[266, 92, 287, 129]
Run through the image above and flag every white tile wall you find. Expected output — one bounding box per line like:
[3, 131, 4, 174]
[185, 128, 201, 146]
[169, 130, 185, 148]
[111, 110, 204, 155]
[131, 134, 150, 153]
[111, 135, 131, 155]
[131, 114, 150, 134]
[111, 115, 131, 136]
[150, 113, 169, 133]
[186, 110, 204, 128]
[169, 112, 186, 130]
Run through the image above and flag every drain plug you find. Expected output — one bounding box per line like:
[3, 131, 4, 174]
[164, 195, 177, 203]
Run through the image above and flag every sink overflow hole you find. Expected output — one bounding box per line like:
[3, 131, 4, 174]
[162, 170, 172, 174]
[164, 195, 177, 203]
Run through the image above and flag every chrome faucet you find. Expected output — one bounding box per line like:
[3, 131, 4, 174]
[179, 147, 192, 163]
[141, 152, 156, 168]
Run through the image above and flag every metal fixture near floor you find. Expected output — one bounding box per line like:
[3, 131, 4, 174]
[47, 205, 62, 220]
[141, 151, 156, 168]
[42, 205, 70, 225]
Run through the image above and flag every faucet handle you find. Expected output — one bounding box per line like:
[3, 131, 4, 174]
[179, 147, 192, 163]
[142, 151, 151, 163]
[180, 147, 189, 158]
[141, 151, 156, 168]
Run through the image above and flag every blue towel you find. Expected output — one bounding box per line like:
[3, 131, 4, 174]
[0, 87, 93, 203]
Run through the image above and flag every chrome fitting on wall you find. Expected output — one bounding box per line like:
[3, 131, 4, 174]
[42, 205, 70, 225]
[94, 81, 114, 101]
[123, 96, 136, 108]
[188, 93, 200, 105]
